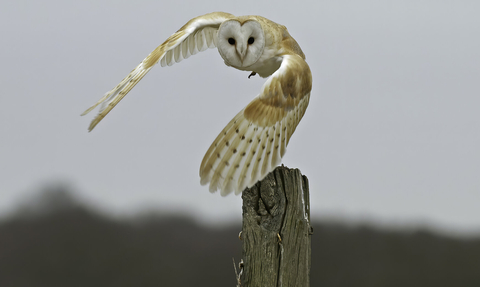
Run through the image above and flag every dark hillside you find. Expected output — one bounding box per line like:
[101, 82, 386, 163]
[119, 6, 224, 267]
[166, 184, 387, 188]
[1, 189, 479, 287]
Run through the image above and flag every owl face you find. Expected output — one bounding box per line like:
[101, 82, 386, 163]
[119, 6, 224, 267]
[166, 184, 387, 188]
[217, 20, 265, 69]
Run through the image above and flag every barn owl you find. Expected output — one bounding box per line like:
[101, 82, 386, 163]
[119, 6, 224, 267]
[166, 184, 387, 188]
[82, 12, 312, 196]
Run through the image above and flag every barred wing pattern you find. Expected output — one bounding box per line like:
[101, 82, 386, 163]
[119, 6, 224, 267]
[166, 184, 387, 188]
[81, 12, 234, 131]
[199, 54, 312, 195]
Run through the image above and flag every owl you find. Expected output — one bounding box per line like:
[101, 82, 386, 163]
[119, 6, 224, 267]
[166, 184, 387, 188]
[82, 12, 312, 196]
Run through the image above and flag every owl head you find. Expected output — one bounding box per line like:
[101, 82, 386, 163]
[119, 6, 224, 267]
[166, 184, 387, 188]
[217, 20, 266, 69]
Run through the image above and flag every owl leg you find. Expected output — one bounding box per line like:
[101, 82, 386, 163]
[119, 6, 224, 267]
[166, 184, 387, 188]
[248, 72, 256, 78]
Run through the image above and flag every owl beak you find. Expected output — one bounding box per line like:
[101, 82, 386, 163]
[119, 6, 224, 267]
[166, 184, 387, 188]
[236, 43, 247, 63]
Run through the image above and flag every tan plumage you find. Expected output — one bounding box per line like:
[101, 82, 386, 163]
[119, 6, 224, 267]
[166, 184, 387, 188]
[82, 12, 312, 196]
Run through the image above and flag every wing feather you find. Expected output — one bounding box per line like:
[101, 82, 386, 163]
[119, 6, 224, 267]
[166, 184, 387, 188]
[199, 54, 312, 195]
[82, 12, 234, 131]
[196, 29, 207, 52]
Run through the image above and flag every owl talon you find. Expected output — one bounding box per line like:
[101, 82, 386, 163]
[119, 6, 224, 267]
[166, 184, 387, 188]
[248, 72, 257, 78]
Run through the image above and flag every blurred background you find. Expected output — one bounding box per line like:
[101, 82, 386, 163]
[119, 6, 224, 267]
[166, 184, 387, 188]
[0, 0, 479, 286]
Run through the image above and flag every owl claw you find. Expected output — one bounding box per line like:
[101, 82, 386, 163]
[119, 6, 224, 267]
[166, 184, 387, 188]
[248, 72, 256, 78]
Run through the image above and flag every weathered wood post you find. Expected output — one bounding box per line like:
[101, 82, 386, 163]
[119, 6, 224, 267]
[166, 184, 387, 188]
[239, 165, 312, 287]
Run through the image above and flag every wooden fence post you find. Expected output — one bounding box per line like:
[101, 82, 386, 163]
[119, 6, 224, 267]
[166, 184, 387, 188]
[239, 165, 312, 287]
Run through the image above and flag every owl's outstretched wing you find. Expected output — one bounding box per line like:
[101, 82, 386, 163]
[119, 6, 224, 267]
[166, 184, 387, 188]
[199, 54, 312, 196]
[81, 12, 235, 131]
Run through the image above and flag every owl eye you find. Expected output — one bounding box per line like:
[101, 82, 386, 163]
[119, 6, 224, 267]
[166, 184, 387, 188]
[248, 37, 255, 44]
[228, 38, 235, 45]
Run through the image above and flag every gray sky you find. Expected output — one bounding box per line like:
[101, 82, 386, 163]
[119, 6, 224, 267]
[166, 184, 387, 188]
[1, 0, 479, 234]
